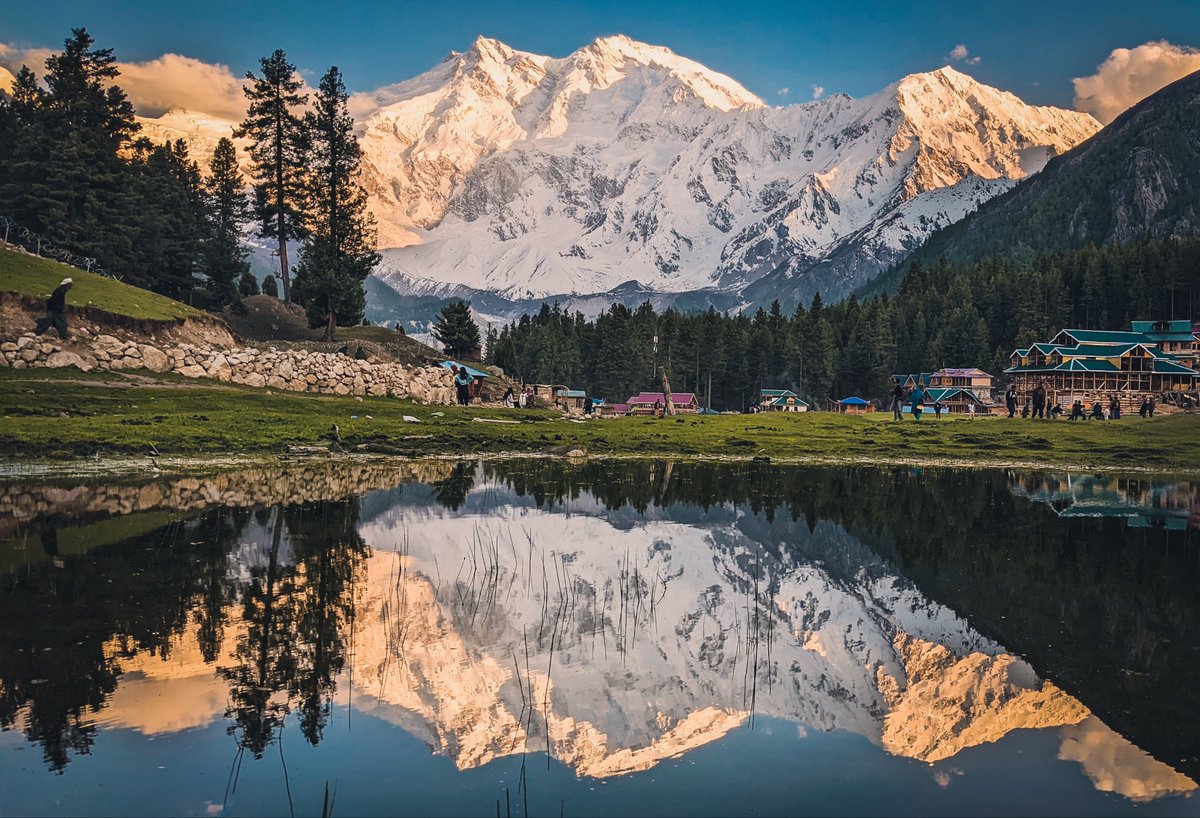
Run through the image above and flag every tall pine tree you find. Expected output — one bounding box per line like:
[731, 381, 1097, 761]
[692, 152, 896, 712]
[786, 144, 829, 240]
[292, 66, 379, 340]
[237, 50, 308, 303]
[0, 29, 138, 268]
[433, 300, 481, 359]
[202, 137, 250, 307]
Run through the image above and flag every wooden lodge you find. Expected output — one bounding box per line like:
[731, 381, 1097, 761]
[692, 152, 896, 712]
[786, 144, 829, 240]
[759, 388, 810, 412]
[1006, 323, 1200, 406]
[626, 392, 700, 415]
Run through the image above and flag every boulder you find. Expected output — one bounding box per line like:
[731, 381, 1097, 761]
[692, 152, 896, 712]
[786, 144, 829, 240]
[177, 364, 207, 379]
[45, 351, 91, 371]
[138, 345, 172, 373]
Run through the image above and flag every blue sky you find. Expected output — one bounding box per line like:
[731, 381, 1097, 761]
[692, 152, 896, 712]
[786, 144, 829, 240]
[2, 0, 1198, 107]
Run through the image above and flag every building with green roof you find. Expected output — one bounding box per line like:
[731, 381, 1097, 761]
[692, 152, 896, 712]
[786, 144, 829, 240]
[1007, 320, 1200, 403]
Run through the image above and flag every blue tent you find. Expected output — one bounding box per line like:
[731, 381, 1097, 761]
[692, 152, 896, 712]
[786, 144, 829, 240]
[838, 396, 870, 406]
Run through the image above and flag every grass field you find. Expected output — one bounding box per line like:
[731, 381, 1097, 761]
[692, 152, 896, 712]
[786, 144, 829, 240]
[0, 246, 202, 321]
[1, 367, 1196, 473]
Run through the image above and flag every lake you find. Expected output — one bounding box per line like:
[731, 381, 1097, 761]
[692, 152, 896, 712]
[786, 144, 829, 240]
[1, 460, 1197, 817]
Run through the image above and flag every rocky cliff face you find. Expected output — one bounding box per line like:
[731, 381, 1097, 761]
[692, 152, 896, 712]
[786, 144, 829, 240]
[897, 68, 1200, 276]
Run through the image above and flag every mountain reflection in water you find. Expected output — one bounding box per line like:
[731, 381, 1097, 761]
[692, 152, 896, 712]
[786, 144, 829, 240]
[0, 460, 1196, 816]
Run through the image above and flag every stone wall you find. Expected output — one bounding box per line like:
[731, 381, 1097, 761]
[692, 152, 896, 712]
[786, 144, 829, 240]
[0, 330, 456, 404]
[0, 460, 461, 538]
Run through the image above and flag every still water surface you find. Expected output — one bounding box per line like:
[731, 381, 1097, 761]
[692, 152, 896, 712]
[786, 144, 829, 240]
[1, 461, 1197, 817]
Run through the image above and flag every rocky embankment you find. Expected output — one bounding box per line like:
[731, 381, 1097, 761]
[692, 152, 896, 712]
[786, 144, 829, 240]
[0, 460, 460, 538]
[0, 325, 456, 404]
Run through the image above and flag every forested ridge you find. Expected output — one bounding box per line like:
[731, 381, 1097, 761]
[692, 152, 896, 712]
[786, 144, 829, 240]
[485, 239, 1200, 408]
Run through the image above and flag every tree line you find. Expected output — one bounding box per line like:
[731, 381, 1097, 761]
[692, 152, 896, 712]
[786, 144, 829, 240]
[0, 28, 377, 339]
[484, 237, 1200, 408]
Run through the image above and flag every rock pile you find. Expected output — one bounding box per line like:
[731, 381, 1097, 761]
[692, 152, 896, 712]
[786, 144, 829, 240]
[0, 331, 456, 404]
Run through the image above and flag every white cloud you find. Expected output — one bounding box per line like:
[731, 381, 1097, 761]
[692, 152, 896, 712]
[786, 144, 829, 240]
[776, 86, 790, 97]
[1073, 40, 1200, 124]
[0, 43, 250, 121]
[115, 54, 249, 120]
[947, 44, 981, 66]
[811, 84, 824, 100]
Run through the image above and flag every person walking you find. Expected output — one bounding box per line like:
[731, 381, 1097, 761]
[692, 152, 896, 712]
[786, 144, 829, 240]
[891, 382, 905, 420]
[909, 384, 925, 421]
[502, 385, 515, 408]
[1148, 397, 1156, 417]
[1032, 383, 1046, 419]
[1108, 395, 1121, 420]
[1139, 398, 1148, 417]
[34, 277, 73, 339]
[968, 402, 976, 419]
[1005, 385, 1018, 418]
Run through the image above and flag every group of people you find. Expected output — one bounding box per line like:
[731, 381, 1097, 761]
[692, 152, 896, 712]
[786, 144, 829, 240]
[890, 377, 1172, 422]
[889, 383, 954, 421]
[501, 385, 540, 409]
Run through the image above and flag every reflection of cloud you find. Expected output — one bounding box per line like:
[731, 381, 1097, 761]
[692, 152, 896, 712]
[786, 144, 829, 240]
[95, 623, 238, 736]
[1060, 716, 1197, 802]
[1073, 41, 1200, 124]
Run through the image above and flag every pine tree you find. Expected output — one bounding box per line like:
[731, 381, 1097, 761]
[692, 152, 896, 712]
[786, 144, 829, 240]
[238, 270, 261, 297]
[432, 300, 480, 358]
[127, 139, 205, 298]
[202, 137, 250, 307]
[237, 49, 308, 302]
[0, 29, 138, 268]
[262, 274, 279, 298]
[291, 66, 380, 340]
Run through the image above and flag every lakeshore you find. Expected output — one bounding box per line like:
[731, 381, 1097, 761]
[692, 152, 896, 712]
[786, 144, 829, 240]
[3, 367, 1197, 475]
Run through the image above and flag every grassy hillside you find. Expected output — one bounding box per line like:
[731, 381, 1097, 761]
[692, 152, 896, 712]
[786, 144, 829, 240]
[1, 368, 1196, 473]
[0, 246, 201, 321]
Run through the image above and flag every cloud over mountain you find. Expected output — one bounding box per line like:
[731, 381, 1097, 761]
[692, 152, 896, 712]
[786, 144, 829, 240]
[1073, 40, 1200, 124]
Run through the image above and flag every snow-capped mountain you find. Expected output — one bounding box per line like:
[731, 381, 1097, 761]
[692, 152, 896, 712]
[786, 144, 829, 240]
[133, 35, 1101, 314]
[363, 35, 1100, 311]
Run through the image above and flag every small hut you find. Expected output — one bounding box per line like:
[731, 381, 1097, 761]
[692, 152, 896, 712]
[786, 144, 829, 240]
[836, 396, 874, 414]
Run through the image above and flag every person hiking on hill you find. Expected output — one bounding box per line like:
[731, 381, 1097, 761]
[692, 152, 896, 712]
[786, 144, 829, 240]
[1005, 385, 1018, 418]
[34, 277, 73, 339]
[891, 382, 905, 420]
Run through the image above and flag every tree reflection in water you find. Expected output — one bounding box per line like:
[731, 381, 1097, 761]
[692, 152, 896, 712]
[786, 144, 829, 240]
[0, 459, 1195, 781]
